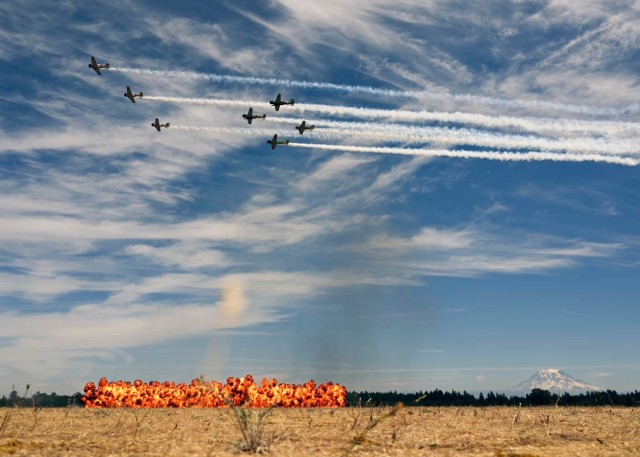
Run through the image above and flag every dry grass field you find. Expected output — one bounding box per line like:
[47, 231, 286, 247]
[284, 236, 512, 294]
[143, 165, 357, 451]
[1, 406, 639, 456]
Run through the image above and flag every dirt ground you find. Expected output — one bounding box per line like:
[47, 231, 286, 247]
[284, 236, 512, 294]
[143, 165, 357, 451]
[0, 406, 638, 456]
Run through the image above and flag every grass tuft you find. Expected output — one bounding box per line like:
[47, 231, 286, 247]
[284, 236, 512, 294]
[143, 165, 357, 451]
[345, 402, 404, 455]
[227, 401, 274, 453]
[0, 410, 11, 439]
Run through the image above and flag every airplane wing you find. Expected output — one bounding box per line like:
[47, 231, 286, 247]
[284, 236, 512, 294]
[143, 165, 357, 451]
[273, 94, 282, 111]
[244, 108, 253, 124]
[89, 56, 101, 75]
[125, 87, 134, 103]
[268, 134, 278, 149]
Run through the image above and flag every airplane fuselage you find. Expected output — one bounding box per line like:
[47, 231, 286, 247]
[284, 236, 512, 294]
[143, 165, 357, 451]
[151, 118, 170, 132]
[267, 134, 290, 150]
[269, 94, 295, 111]
[243, 108, 266, 124]
[89, 56, 110, 75]
[125, 86, 143, 103]
[296, 121, 315, 134]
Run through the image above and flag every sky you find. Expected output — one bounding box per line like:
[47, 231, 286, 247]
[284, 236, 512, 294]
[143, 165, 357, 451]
[1, 0, 639, 396]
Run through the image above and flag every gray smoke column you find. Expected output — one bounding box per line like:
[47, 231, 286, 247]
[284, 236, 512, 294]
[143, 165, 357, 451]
[219, 277, 247, 327]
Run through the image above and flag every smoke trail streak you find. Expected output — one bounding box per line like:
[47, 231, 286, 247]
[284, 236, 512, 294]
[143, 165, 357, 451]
[144, 96, 262, 108]
[165, 125, 638, 164]
[286, 143, 640, 166]
[174, 120, 640, 155]
[292, 104, 640, 137]
[171, 126, 350, 143]
[141, 96, 640, 136]
[311, 128, 637, 155]
[111, 67, 637, 117]
[265, 118, 640, 155]
[171, 126, 275, 136]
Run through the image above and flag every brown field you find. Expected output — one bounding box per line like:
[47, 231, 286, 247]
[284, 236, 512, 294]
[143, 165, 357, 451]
[1, 406, 639, 456]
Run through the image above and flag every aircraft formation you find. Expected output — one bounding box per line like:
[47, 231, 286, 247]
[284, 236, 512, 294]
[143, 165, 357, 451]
[89, 56, 316, 150]
[86, 56, 640, 167]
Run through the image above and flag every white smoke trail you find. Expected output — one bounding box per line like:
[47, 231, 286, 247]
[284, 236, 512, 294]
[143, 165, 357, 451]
[141, 96, 640, 136]
[166, 124, 639, 164]
[144, 96, 263, 108]
[111, 67, 638, 117]
[266, 118, 640, 155]
[286, 143, 640, 166]
[171, 126, 275, 136]
[292, 103, 640, 137]
[170, 125, 346, 143]
[310, 128, 637, 155]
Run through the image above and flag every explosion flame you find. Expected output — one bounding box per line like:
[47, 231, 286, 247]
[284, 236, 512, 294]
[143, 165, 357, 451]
[82, 374, 347, 408]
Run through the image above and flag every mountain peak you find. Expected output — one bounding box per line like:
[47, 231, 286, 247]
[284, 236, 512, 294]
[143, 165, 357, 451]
[507, 369, 604, 394]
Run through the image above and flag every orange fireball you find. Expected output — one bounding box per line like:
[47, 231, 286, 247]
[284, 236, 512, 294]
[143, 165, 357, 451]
[82, 374, 347, 408]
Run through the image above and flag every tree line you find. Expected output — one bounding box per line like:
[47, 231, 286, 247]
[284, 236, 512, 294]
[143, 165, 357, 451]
[347, 388, 640, 407]
[2, 387, 639, 407]
[0, 389, 84, 408]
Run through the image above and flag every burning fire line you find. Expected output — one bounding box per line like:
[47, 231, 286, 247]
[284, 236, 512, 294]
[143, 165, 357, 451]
[82, 374, 348, 408]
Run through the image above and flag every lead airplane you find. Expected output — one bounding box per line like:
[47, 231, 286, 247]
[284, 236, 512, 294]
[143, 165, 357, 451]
[88, 56, 110, 75]
[295, 120, 315, 135]
[267, 134, 289, 150]
[124, 86, 143, 103]
[151, 118, 170, 132]
[269, 93, 295, 111]
[242, 107, 266, 124]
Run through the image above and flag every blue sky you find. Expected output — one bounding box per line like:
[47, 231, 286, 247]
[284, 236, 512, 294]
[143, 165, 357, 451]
[1, 0, 639, 396]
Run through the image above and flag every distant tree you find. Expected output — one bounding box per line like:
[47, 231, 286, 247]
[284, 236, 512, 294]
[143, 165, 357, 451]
[558, 392, 573, 406]
[8, 388, 19, 407]
[495, 392, 510, 406]
[527, 388, 552, 406]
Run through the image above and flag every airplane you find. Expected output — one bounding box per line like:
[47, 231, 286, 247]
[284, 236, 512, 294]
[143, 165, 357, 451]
[267, 134, 289, 150]
[242, 107, 266, 124]
[124, 86, 143, 103]
[269, 93, 295, 111]
[151, 118, 170, 132]
[295, 120, 315, 135]
[88, 56, 110, 75]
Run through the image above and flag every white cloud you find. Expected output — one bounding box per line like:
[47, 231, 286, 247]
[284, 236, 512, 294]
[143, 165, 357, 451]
[125, 242, 231, 270]
[356, 227, 625, 278]
[295, 154, 377, 193]
[368, 227, 474, 251]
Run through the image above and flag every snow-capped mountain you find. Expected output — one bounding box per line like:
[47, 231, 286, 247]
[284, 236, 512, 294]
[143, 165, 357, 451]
[507, 369, 604, 394]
